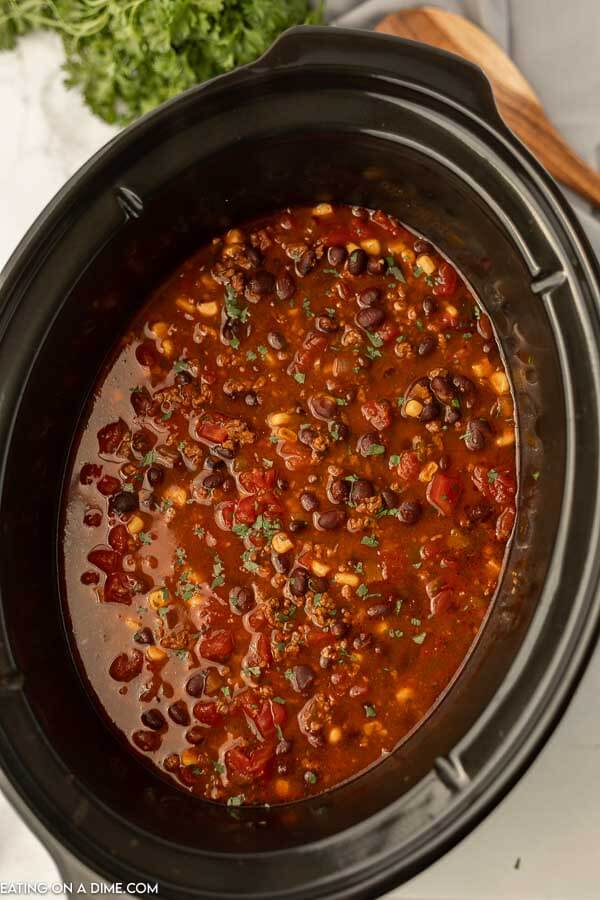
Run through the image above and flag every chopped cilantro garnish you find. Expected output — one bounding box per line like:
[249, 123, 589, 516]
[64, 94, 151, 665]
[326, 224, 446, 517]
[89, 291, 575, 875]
[294, 372, 306, 384]
[272, 696, 286, 704]
[532, 471, 540, 480]
[385, 256, 407, 283]
[487, 469, 499, 484]
[305, 771, 318, 784]
[224, 284, 249, 323]
[193, 525, 205, 539]
[364, 704, 377, 718]
[241, 550, 260, 573]
[221, 686, 231, 699]
[139, 531, 153, 545]
[242, 665, 261, 678]
[412, 632, 427, 645]
[302, 298, 314, 318]
[175, 546, 186, 565]
[356, 584, 369, 598]
[211, 553, 225, 588]
[213, 760, 225, 774]
[173, 359, 190, 374]
[257, 344, 268, 358]
[361, 534, 379, 548]
[246, 350, 257, 361]
[227, 794, 244, 807]
[365, 443, 385, 456]
[141, 449, 156, 466]
[389, 454, 401, 466]
[230, 336, 240, 349]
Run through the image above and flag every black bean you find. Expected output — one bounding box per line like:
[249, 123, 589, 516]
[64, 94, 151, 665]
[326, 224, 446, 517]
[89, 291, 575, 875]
[296, 249, 317, 276]
[316, 316, 339, 333]
[353, 633, 372, 650]
[206, 457, 225, 472]
[464, 418, 489, 452]
[272, 550, 293, 575]
[275, 271, 295, 301]
[186, 672, 206, 698]
[289, 567, 309, 596]
[168, 701, 190, 726]
[350, 478, 374, 504]
[422, 297, 436, 317]
[134, 627, 154, 645]
[248, 270, 275, 294]
[357, 288, 381, 308]
[267, 331, 286, 351]
[147, 465, 164, 487]
[347, 248, 368, 275]
[467, 502, 492, 523]
[417, 335, 437, 357]
[413, 239, 433, 254]
[212, 445, 235, 460]
[398, 500, 422, 525]
[328, 477, 350, 504]
[131, 387, 153, 416]
[439, 454, 450, 471]
[246, 247, 262, 268]
[419, 399, 441, 422]
[175, 370, 193, 386]
[277, 477, 289, 491]
[221, 317, 245, 345]
[185, 726, 206, 745]
[381, 488, 399, 509]
[109, 491, 139, 516]
[289, 519, 308, 533]
[142, 709, 166, 731]
[356, 431, 380, 456]
[356, 306, 385, 330]
[367, 604, 389, 619]
[316, 509, 346, 530]
[330, 621, 349, 639]
[309, 394, 337, 420]
[367, 257, 387, 276]
[301, 491, 319, 512]
[203, 470, 225, 490]
[133, 730, 160, 752]
[292, 665, 315, 693]
[299, 425, 316, 446]
[430, 375, 456, 405]
[328, 245, 347, 266]
[229, 586, 254, 614]
[244, 391, 258, 407]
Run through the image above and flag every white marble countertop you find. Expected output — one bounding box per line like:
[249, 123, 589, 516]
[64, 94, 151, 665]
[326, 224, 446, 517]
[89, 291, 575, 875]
[2, 30, 600, 900]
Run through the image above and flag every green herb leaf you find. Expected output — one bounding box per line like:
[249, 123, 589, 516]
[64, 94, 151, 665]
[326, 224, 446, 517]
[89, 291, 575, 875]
[294, 372, 306, 384]
[364, 704, 377, 718]
[385, 256, 406, 283]
[361, 534, 379, 548]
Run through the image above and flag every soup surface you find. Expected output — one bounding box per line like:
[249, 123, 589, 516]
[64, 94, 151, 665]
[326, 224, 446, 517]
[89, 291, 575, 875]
[63, 204, 517, 806]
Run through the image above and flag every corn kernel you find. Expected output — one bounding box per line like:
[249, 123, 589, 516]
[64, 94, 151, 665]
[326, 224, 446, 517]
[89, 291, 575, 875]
[268, 412, 292, 427]
[418, 461, 439, 483]
[396, 687, 414, 703]
[404, 399, 423, 418]
[401, 249, 415, 264]
[150, 321, 169, 338]
[472, 359, 493, 379]
[416, 254, 436, 275]
[328, 726, 342, 745]
[198, 300, 218, 318]
[496, 428, 515, 447]
[275, 426, 297, 443]
[490, 371, 510, 395]
[175, 297, 196, 315]
[274, 778, 292, 799]
[311, 559, 331, 577]
[346, 242, 360, 253]
[148, 587, 170, 610]
[164, 485, 187, 508]
[272, 532, 293, 554]
[445, 304, 459, 318]
[225, 228, 244, 245]
[312, 203, 333, 216]
[182, 748, 201, 767]
[334, 572, 359, 587]
[361, 238, 381, 256]
[147, 646, 168, 663]
[125, 617, 141, 630]
[161, 338, 176, 359]
[387, 240, 405, 255]
[127, 514, 145, 535]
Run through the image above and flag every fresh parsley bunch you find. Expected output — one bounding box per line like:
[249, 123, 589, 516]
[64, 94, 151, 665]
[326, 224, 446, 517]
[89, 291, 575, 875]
[0, 0, 321, 124]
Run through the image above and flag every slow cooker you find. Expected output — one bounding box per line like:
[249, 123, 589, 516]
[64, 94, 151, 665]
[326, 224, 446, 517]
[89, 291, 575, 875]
[0, 26, 599, 900]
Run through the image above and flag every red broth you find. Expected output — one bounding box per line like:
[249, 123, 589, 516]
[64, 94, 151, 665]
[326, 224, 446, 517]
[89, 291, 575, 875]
[62, 204, 516, 806]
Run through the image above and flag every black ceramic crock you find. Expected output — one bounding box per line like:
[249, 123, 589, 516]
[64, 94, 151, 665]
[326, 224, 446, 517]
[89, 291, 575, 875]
[0, 25, 600, 900]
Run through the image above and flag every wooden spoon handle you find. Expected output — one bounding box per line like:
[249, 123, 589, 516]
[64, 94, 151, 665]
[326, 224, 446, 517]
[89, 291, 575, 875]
[376, 8, 600, 208]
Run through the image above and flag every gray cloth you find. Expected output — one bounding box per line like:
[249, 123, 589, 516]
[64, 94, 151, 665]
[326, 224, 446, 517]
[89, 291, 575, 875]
[326, 0, 600, 261]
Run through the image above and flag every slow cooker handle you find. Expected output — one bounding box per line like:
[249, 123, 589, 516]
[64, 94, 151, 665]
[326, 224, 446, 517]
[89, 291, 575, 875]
[254, 25, 507, 134]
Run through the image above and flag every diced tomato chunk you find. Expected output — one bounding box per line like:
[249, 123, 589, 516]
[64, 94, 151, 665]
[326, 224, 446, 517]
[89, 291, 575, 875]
[97, 475, 121, 496]
[80, 463, 102, 485]
[472, 466, 516, 506]
[432, 262, 458, 296]
[235, 496, 258, 525]
[254, 699, 287, 739]
[226, 743, 275, 780]
[374, 321, 398, 344]
[108, 524, 129, 553]
[239, 468, 276, 495]
[193, 701, 223, 728]
[426, 473, 462, 516]
[88, 547, 122, 574]
[197, 421, 228, 444]
[361, 399, 392, 430]
[199, 629, 234, 662]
